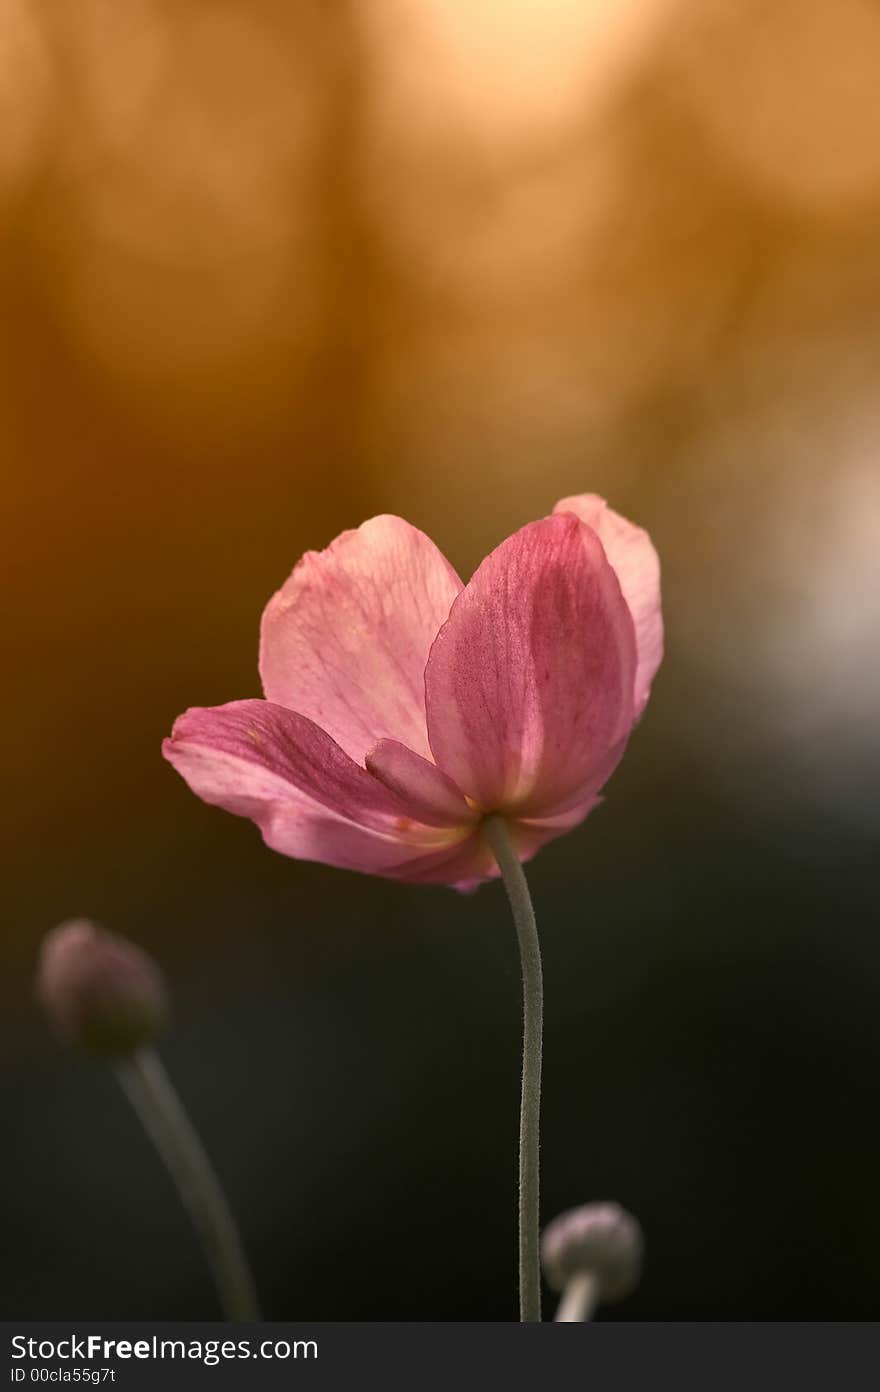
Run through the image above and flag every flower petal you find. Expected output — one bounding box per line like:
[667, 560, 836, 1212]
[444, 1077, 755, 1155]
[366, 739, 475, 826]
[424, 513, 637, 815]
[521, 734, 630, 821]
[554, 494, 663, 717]
[162, 700, 477, 881]
[259, 515, 463, 761]
[259, 807, 491, 885]
[510, 793, 604, 863]
[164, 701, 403, 828]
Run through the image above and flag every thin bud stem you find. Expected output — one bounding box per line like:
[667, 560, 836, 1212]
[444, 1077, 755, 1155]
[483, 814, 543, 1323]
[555, 1271, 598, 1322]
[116, 1047, 260, 1322]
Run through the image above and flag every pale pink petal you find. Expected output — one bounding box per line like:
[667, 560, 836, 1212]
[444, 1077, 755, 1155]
[424, 514, 637, 817]
[259, 806, 490, 885]
[163, 700, 477, 881]
[259, 515, 463, 761]
[397, 831, 496, 888]
[509, 793, 604, 862]
[521, 734, 630, 820]
[366, 739, 475, 826]
[554, 494, 663, 717]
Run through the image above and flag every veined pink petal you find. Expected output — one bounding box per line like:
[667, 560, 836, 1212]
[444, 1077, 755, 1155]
[259, 515, 463, 761]
[162, 700, 479, 882]
[554, 494, 663, 718]
[164, 701, 403, 828]
[424, 514, 637, 816]
[366, 739, 475, 826]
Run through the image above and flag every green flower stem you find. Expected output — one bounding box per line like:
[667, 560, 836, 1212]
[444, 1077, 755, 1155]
[555, 1271, 598, 1322]
[116, 1047, 260, 1322]
[483, 815, 543, 1323]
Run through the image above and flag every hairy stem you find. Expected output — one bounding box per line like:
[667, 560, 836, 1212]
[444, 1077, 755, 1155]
[116, 1047, 260, 1321]
[483, 815, 543, 1323]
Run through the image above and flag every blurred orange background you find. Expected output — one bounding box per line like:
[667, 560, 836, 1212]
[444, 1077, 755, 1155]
[2, 0, 879, 1319]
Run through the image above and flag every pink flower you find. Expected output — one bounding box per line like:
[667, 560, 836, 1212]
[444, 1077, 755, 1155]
[163, 496, 662, 890]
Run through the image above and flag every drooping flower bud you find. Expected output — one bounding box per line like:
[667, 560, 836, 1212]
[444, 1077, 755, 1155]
[541, 1201, 643, 1303]
[36, 919, 168, 1059]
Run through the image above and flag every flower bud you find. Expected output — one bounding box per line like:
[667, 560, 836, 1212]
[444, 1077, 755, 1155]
[541, 1201, 643, 1302]
[37, 919, 168, 1059]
